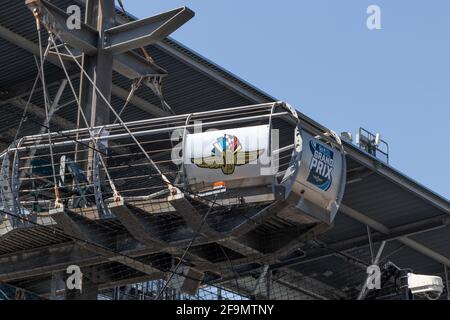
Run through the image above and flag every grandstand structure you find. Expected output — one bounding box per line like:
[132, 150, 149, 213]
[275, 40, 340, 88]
[0, 0, 448, 300]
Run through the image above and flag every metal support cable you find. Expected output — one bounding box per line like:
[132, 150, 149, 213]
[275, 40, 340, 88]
[12, 46, 54, 186]
[35, 16, 60, 208]
[0, 208, 204, 288]
[11, 57, 42, 146]
[357, 241, 386, 300]
[57, 37, 174, 191]
[2, 102, 202, 212]
[367, 225, 375, 264]
[156, 194, 218, 299]
[146, 76, 175, 115]
[218, 244, 242, 296]
[114, 77, 143, 123]
[48, 34, 120, 200]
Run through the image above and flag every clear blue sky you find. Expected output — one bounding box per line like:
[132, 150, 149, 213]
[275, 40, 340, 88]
[123, 0, 450, 200]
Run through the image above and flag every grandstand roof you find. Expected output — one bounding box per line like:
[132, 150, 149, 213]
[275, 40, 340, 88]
[0, 0, 448, 299]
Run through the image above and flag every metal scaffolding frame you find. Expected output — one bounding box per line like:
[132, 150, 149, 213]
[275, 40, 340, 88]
[0, 0, 447, 300]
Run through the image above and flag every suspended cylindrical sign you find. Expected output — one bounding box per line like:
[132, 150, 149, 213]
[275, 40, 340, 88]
[286, 130, 346, 224]
[183, 125, 273, 192]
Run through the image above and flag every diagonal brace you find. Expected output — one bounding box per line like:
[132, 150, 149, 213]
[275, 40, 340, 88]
[104, 7, 195, 53]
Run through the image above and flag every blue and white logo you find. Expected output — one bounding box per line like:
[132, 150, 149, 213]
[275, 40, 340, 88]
[307, 141, 334, 191]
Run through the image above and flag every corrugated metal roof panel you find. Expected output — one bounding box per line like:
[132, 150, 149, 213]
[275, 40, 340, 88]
[343, 173, 444, 229]
[411, 226, 450, 259]
[0, 0, 448, 298]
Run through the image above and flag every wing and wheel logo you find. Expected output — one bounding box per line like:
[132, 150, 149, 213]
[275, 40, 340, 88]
[191, 134, 264, 175]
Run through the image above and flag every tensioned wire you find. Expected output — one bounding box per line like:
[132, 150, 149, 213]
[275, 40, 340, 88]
[13, 27, 245, 294]
[37, 23, 59, 193]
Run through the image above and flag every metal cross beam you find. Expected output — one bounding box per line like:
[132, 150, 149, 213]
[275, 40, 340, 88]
[25, 0, 193, 80]
[103, 7, 195, 53]
[26, 0, 98, 54]
[0, 23, 168, 117]
[340, 204, 450, 267]
[25, 0, 192, 183]
[26, 0, 193, 55]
